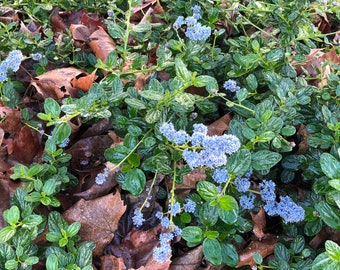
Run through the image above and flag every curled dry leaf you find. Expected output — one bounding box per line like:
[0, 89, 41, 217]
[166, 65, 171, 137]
[70, 69, 98, 92]
[170, 245, 203, 270]
[176, 169, 206, 193]
[70, 24, 91, 43]
[88, 27, 116, 64]
[31, 67, 89, 100]
[250, 207, 266, 240]
[236, 236, 278, 268]
[20, 20, 43, 37]
[0, 7, 19, 24]
[80, 13, 105, 34]
[63, 192, 126, 256]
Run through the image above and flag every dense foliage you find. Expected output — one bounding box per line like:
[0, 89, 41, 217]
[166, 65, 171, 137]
[0, 0, 340, 269]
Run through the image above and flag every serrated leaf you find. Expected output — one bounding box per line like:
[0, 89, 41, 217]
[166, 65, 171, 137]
[199, 202, 218, 226]
[252, 150, 282, 171]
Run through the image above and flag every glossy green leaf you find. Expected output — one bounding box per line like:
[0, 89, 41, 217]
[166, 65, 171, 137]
[181, 226, 203, 243]
[312, 252, 340, 270]
[51, 123, 71, 144]
[199, 202, 218, 226]
[122, 168, 146, 196]
[320, 153, 340, 179]
[315, 201, 340, 230]
[0, 227, 16, 243]
[125, 98, 147, 109]
[197, 181, 219, 202]
[325, 240, 340, 261]
[290, 235, 305, 254]
[5, 259, 18, 270]
[218, 207, 238, 224]
[66, 222, 81, 237]
[226, 149, 251, 176]
[44, 98, 61, 119]
[175, 58, 192, 82]
[46, 254, 58, 270]
[21, 214, 43, 227]
[221, 242, 239, 266]
[219, 195, 238, 211]
[76, 241, 96, 267]
[252, 150, 282, 171]
[4, 206, 20, 225]
[274, 243, 290, 261]
[203, 238, 222, 266]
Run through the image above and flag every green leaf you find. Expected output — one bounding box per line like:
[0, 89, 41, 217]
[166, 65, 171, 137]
[290, 235, 305, 254]
[59, 237, 68, 247]
[203, 238, 222, 266]
[122, 168, 146, 196]
[274, 243, 290, 261]
[48, 211, 68, 234]
[221, 242, 238, 267]
[24, 256, 39, 265]
[315, 201, 340, 230]
[329, 179, 340, 191]
[199, 202, 218, 226]
[43, 179, 56, 196]
[320, 153, 340, 179]
[252, 150, 282, 171]
[5, 259, 18, 270]
[325, 240, 340, 261]
[67, 222, 81, 237]
[312, 252, 340, 270]
[218, 207, 238, 224]
[125, 98, 147, 109]
[44, 98, 61, 119]
[304, 219, 322, 236]
[193, 75, 217, 88]
[4, 206, 20, 225]
[46, 231, 62, 242]
[205, 231, 219, 239]
[21, 214, 43, 227]
[197, 181, 219, 202]
[181, 226, 203, 243]
[46, 254, 58, 270]
[253, 252, 263, 265]
[219, 195, 238, 211]
[104, 145, 129, 164]
[0, 227, 16, 242]
[175, 58, 192, 83]
[246, 74, 258, 91]
[51, 123, 71, 144]
[267, 48, 284, 62]
[76, 241, 96, 267]
[281, 126, 296, 136]
[139, 90, 164, 101]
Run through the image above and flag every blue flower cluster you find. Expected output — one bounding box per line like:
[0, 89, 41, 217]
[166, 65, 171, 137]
[30, 53, 42, 61]
[212, 168, 229, 184]
[234, 175, 251, 192]
[183, 199, 196, 213]
[259, 180, 304, 223]
[223, 79, 240, 92]
[160, 123, 241, 169]
[240, 193, 256, 210]
[132, 208, 145, 227]
[169, 202, 181, 216]
[173, 5, 211, 41]
[95, 167, 109, 185]
[0, 50, 24, 82]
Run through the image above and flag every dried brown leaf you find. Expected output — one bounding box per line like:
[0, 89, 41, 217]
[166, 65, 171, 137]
[70, 24, 91, 42]
[207, 114, 232, 136]
[80, 13, 105, 33]
[176, 169, 206, 192]
[88, 27, 116, 64]
[71, 69, 98, 91]
[236, 236, 278, 268]
[31, 67, 88, 100]
[250, 207, 266, 240]
[0, 7, 19, 24]
[170, 245, 203, 270]
[100, 255, 126, 270]
[63, 192, 126, 256]
[20, 20, 42, 37]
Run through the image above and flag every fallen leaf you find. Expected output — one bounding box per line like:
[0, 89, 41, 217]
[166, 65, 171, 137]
[71, 69, 98, 91]
[296, 124, 309, 154]
[250, 207, 266, 240]
[80, 13, 105, 33]
[0, 7, 19, 24]
[100, 255, 126, 270]
[170, 245, 203, 270]
[31, 67, 88, 100]
[63, 192, 126, 256]
[176, 169, 206, 192]
[207, 114, 232, 136]
[70, 24, 91, 43]
[20, 20, 43, 37]
[88, 27, 116, 64]
[11, 125, 40, 164]
[236, 236, 278, 268]
[50, 7, 67, 33]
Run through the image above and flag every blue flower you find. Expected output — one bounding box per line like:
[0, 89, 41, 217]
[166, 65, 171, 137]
[173, 130, 190, 144]
[277, 196, 304, 223]
[0, 50, 24, 82]
[191, 5, 202, 15]
[223, 79, 240, 92]
[132, 208, 145, 227]
[169, 202, 181, 216]
[159, 232, 174, 246]
[212, 168, 229, 184]
[259, 180, 276, 203]
[184, 199, 196, 213]
[155, 211, 163, 220]
[153, 243, 172, 263]
[95, 167, 109, 185]
[190, 123, 208, 146]
[234, 176, 250, 192]
[174, 16, 185, 28]
[263, 201, 278, 216]
[185, 23, 211, 41]
[240, 193, 256, 209]
[173, 225, 182, 236]
[185, 16, 197, 27]
[161, 216, 171, 228]
[30, 53, 42, 61]
[107, 9, 114, 17]
[58, 138, 70, 148]
[182, 149, 202, 169]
